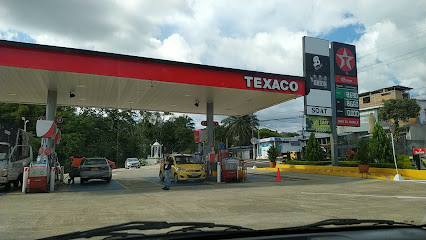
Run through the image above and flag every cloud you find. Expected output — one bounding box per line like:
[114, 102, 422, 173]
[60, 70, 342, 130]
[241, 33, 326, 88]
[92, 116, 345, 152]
[1, 0, 425, 131]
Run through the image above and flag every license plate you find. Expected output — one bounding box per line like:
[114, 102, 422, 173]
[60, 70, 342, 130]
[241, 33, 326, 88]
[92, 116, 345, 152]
[192, 173, 198, 177]
[91, 168, 98, 171]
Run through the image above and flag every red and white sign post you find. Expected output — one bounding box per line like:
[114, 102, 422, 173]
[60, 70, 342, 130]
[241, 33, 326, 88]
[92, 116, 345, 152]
[389, 122, 403, 181]
[414, 148, 426, 155]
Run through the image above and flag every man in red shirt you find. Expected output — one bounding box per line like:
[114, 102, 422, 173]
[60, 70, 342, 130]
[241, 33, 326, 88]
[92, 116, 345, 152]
[68, 156, 85, 184]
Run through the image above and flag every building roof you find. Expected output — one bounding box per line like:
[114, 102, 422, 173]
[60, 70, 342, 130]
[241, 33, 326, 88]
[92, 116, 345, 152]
[359, 85, 412, 97]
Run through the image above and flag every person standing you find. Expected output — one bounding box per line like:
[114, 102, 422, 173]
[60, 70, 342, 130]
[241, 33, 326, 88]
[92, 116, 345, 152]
[69, 156, 85, 184]
[162, 156, 174, 190]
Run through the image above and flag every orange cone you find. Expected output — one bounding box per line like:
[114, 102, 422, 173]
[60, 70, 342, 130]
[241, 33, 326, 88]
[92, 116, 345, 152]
[276, 168, 282, 182]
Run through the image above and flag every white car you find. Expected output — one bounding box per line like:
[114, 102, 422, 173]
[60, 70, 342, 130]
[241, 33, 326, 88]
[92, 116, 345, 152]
[125, 158, 141, 169]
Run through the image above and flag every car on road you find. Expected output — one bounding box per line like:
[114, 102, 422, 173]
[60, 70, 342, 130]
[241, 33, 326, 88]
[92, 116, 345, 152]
[125, 158, 141, 169]
[159, 154, 206, 183]
[79, 158, 112, 184]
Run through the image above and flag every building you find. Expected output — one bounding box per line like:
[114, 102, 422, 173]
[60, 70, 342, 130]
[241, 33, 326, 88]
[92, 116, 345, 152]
[338, 85, 426, 155]
[359, 85, 411, 109]
[256, 132, 330, 160]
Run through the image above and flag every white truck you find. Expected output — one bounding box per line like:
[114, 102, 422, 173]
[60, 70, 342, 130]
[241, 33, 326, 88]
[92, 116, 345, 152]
[0, 126, 33, 191]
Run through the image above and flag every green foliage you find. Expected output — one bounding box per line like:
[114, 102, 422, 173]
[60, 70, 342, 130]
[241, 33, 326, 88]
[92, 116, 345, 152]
[396, 154, 413, 169]
[339, 155, 412, 169]
[369, 122, 393, 163]
[1, 103, 197, 168]
[379, 99, 420, 142]
[345, 150, 355, 161]
[139, 158, 148, 166]
[305, 132, 325, 161]
[355, 138, 370, 164]
[221, 115, 259, 146]
[267, 145, 279, 162]
[285, 160, 331, 165]
[379, 99, 421, 123]
[258, 128, 281, 138]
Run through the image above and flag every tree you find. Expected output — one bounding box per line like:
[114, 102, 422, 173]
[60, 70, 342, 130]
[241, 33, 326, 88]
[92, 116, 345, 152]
[305, 132, 324, 161]
[369, 122, 393, 163]
[267, 145, 279, 162]
[221, 114, 259, 146]
[258, 128, 281, 138]
[378, 99, 420, 142]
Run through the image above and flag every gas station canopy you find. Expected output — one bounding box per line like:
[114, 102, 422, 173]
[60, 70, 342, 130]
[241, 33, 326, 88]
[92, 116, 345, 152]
[0, 40, 305, 115]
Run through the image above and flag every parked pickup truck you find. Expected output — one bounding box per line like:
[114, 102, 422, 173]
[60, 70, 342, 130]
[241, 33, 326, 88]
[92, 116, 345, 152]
[0, 126, 33, 191]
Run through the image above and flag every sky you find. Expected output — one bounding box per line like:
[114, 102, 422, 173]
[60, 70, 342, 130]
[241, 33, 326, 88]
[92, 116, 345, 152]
[1, 0, 425, 132]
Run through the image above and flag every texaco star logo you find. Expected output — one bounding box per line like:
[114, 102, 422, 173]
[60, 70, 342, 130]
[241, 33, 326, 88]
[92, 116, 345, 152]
[336, 47, 355, 72]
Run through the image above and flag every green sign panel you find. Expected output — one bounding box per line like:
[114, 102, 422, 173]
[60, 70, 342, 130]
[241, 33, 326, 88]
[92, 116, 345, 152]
[336, 89, 358, 99]
[306, 116, 331, 133]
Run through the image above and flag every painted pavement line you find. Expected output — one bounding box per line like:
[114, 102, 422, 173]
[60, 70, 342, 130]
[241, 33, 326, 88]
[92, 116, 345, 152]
[113, 179, 128, 189]
[301, 192, 426, 200]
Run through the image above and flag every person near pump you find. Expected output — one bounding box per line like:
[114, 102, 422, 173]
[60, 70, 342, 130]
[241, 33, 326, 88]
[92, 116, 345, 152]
[161, 156, 174, 190]
[68, 156, 85, 184]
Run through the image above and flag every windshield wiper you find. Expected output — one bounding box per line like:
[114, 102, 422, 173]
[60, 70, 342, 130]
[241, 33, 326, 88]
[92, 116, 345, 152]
[273, 218, 418, 231]
[38, 221, 253, 240]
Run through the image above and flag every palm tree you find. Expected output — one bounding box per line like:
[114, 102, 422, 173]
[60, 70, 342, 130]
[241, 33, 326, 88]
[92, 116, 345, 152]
[221, 114, 259, 145]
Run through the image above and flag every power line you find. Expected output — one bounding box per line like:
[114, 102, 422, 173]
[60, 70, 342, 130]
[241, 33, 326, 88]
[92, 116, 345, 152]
[358, 32, 426, 59]
[358, 50, 426, 73]
[259, 115, 303, 122]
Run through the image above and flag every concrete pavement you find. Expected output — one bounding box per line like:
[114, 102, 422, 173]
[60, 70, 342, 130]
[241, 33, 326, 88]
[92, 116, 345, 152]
[1, 165, 425, 239]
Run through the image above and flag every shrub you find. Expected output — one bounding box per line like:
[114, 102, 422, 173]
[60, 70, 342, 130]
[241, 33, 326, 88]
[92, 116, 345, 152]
[396, 154, 413, 169]
[267, 146, 279, 162]
[369, 122, 393, 163]
[345, 150, 355, 161]
[139, 158, 148, 166]
[356, 138, 370, 164]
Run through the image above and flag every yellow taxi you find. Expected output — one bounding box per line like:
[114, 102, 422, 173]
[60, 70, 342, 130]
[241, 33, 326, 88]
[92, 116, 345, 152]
[159, 154, 206, 183]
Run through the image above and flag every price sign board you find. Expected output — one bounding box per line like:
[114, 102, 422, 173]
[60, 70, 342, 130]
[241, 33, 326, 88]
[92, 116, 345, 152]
[332, 42, 360, 127]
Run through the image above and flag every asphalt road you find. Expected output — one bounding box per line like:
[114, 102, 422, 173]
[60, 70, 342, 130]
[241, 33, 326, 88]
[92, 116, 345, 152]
[1, 165, 425, 239]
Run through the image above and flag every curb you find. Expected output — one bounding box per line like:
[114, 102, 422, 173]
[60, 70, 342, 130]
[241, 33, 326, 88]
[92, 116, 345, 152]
[257, 164, 426, 180]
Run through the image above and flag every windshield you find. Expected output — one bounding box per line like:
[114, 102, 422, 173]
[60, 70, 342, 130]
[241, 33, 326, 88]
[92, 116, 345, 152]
[0, 145, 9, 160]
[1, 1, 425, 239]
[174, 156, 198, 164]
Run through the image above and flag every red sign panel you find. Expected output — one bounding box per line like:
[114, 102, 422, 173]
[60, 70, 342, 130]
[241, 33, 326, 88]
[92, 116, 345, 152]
[194, 130, 200, 143]
[335, 47, 356, 72]
[335, 75, 358, 85]
[201, 121, 219, 127]
[414, 148, 425, 155]
[337, 117, 360, 127]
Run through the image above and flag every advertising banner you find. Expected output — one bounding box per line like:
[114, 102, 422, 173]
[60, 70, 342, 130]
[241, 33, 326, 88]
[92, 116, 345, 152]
[303, 37, 331, 119]
[306, 116, 331, 133]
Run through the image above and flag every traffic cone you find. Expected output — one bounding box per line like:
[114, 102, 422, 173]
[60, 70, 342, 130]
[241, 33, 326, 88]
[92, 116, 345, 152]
[276, 168, 282, 182]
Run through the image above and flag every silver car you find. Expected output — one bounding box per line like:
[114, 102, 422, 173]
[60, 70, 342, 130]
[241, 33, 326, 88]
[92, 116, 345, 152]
[79, 158, 112, 184]
[125, 158, 141, 169]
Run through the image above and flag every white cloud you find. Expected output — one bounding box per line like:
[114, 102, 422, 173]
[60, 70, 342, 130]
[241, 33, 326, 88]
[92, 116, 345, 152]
[1, 0, 425, 131]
